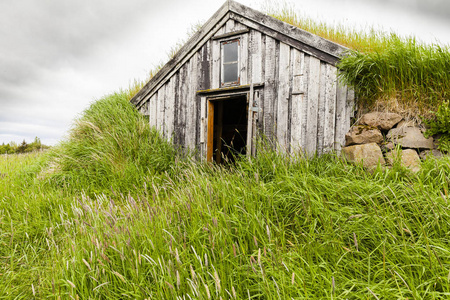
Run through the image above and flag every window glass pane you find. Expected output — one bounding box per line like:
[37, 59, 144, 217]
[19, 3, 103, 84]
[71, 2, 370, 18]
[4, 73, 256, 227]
[224, 63, 238, 83]
[223, 41, 238, 63]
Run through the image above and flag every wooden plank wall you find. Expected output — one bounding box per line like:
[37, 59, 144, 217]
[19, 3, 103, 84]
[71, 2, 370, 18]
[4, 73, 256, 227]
[144, 19, 354, 156]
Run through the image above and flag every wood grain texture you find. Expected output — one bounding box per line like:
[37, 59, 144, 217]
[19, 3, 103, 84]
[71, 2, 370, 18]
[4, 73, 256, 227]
[186, 54, 198, 149]
[305, 56, 320, 156]
[290, 49, 304, 153]
[250, 30, 262, 84]
[263, 36, 277, 142]
[149, 93, 157, 128]
[276, 42, 291, 151]
[157, 84, 165, 135]
[239, 32, 248, 85]
[334, 82, 348, 152]
[316, 62, 327, 155]
[165, 77, 175, 139]
[322, 64, 337, 152]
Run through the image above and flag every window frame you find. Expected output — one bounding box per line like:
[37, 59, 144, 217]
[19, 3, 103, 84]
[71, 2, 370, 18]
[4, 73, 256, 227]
[220, 38, 240, 87]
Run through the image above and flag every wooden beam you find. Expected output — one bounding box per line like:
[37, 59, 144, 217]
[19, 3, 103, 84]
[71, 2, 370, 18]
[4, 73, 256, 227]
[207, 101, 215, 162]
[212, 29, 250, 40]
[197, 83, 264, 95]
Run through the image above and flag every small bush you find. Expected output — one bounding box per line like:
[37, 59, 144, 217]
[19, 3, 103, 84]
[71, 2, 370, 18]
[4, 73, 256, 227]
[423, 100, 450, 152]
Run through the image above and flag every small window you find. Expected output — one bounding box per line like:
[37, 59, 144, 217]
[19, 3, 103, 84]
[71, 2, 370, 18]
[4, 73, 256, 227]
[221, 39, 240, 86]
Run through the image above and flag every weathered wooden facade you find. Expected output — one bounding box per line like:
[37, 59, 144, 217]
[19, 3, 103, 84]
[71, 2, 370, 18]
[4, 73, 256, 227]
[131, 0, 355, 162]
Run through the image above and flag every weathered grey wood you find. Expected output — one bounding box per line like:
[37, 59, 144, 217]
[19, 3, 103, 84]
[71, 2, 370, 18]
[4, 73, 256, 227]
[250, 30, 262, 83]
[230, 13, 342, 66]
[211, 35, 222, 89]
[239, 32, 248, 85]
[263, 36, 277, 142]
[149, 93, 157, 128]
[200, 96, 207, 158]
[228, 1, 347, 58]
[225, 19, 236, 32]
[212, 29, 250, 40]
[157, 84, 165, 135]
[177, 65, 188, 147]
[316, 62, 327, 155]
[132, 12, 230, 109]
[276, 42, 290, 151]
[247, 85, 254, 156]
[305, 56, 320, 156]
[290, 49, 304, 153]
[252, 90, 260, 156]
[300, 54, 309, 151]
[322, 64, 337, 153]
[186, 55, 198, 149]
[334, 82, 348, 152]
[165, 77, 175, 139]
[345, 88, 355, 135]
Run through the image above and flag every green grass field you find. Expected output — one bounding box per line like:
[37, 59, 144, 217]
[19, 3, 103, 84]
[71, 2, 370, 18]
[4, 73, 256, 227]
[1, 92, 450, 299]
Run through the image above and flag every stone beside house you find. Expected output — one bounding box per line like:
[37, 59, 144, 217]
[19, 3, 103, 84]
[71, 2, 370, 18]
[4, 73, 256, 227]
[342, 111, 446, 172]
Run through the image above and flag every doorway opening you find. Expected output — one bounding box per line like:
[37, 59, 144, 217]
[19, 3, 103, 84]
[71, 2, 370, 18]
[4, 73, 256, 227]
[207, 95, 248, 163]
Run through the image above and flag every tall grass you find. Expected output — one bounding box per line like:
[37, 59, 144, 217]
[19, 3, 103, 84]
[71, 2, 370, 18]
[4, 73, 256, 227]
[2, 91, 450, 298]
[47, 92, 179, 194]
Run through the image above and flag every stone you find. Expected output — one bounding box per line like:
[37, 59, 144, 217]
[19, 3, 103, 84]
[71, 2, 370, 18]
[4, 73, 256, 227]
[342, 143, 386, 169]
[385, 149, 421, 172]
[396, 120, 415, 128]
[359, 112, 403, 131]
[386, 126, 434, 149]
[381, 142, 395, 152]
[345, 125, 384, 146]
[419, 149, 444, 160]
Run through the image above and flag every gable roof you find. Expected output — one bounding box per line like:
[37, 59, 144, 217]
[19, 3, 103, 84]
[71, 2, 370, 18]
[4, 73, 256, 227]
[131, 0, 349, 109]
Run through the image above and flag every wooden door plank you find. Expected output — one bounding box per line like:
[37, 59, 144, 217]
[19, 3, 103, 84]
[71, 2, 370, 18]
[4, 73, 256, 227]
[207, 101, 215, 162]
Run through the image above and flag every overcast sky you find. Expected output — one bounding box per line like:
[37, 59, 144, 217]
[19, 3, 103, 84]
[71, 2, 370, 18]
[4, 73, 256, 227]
[1, 0, 449, 146]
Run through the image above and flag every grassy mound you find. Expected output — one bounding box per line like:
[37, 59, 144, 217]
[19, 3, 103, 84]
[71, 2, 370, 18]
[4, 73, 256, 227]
[48, 92, 178, 194]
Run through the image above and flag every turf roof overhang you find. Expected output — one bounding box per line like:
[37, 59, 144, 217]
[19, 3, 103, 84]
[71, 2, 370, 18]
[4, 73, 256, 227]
[131, 0, 349, 110]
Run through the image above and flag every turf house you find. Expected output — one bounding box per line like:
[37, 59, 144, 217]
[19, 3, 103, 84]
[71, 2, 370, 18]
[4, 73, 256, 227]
[131, 0, 355, 163]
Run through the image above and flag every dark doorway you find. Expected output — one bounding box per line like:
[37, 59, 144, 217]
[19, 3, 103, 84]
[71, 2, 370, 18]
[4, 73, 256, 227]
[207, 95, 248, 163]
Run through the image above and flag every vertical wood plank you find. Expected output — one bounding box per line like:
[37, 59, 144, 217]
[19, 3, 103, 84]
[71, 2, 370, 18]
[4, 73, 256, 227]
[200, 96, 207, 158]
[334, 82, 348, 153]
[323, 64, 337, 152]
[239, 33, 248, 85]
[345, 88, 355, 135]
[211, 39, 221, 89]
[178, 65, 187, 147]
[290, 49, 304, 153]
[251, 30, 262, 83]
[186, 53, 198, 149]
[157, 84, 165, 135]
[316, 62, 327, 155]
[206, 100, 214, 162]
[165, 77, 175, 139]
[300, 55, 310, 151]
[276, 42, 291, 152]
[149, 94, 157, 128]
[263, 36, 277, 143]
[305, 56, 321, 156]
